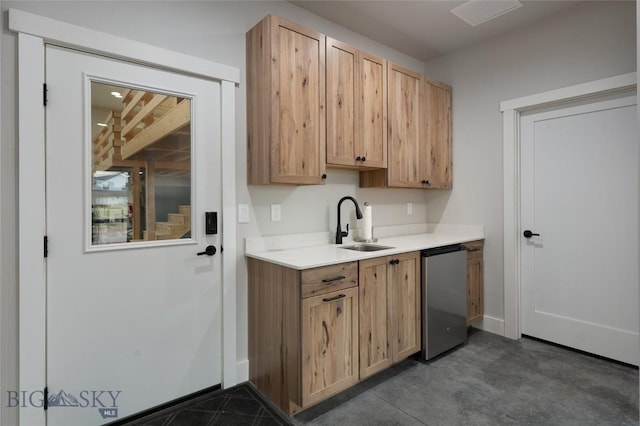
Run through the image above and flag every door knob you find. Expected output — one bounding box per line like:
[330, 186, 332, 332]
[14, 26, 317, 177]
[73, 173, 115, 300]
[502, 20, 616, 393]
[523, 230, 540, 238]
[197, 245, 217, 256]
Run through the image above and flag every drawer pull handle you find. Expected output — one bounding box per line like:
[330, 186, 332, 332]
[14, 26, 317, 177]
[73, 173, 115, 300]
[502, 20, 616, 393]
[322, 275, 346, 283]
[466, 248, 480, 252]
[323, 294, 346, 302]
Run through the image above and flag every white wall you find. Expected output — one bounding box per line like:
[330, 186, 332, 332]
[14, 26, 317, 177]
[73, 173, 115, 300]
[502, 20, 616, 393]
[0, 2, 428, 424]
[423, 0, 637, 325]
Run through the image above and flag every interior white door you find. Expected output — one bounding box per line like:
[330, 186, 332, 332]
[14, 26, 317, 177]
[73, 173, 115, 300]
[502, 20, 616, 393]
[520, 93, 638, 365]
[45, 45, 222, 425]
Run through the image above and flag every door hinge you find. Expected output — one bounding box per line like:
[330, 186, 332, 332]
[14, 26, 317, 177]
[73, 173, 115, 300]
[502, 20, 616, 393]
[44, 236, 48, 258]
[43, 83, 48, 106]
[43, 386, 48, 410]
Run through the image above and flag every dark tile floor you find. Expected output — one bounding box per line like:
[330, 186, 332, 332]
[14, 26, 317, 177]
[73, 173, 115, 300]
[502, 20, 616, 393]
[118, 384, 291, 426]
[294, 330, 639, 426]
[116, 330, 638, 426]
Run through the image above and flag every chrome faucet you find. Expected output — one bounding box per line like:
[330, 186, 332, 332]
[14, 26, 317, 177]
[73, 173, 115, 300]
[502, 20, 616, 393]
[335, 196, 363, 244]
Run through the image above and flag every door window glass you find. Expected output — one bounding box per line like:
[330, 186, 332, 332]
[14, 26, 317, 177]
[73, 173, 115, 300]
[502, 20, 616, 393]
[91, 81, 192, 246]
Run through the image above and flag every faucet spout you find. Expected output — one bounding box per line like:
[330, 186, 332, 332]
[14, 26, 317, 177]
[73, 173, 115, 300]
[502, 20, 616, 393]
[336, 196, 363, 244]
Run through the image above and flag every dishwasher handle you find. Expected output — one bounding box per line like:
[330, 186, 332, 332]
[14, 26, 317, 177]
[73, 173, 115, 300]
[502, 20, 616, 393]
[421, 244, 466, 257]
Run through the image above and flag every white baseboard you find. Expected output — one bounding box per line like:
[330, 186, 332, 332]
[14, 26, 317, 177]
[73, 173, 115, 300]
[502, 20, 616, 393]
[472, 315, 505, 337]
[236, 359, 249, 383]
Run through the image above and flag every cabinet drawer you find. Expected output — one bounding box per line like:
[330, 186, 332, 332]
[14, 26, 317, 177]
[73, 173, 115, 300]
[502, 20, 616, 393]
[301, 262, 358, 298]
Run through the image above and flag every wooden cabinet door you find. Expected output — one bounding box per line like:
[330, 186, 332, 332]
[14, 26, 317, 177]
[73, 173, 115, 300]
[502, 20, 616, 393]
[357, 51, 387, 168]
[247, 16, 325, 185]
[360, 252, 420, 378]
[422, 80, 452, 188]
[272, 18, 326, 184]
[464, 241, 484, 325]
[326, 38, 357, 167]
[359, 257, 392, 379]
[389, 251, 421, 361]
[301, 287, 359, 407]
[387, 63, 423, 188]
[326, 40, 386, 169]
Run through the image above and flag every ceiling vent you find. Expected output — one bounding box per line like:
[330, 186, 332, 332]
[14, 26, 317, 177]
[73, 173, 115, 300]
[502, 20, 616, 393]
[451, 0, 523, 27]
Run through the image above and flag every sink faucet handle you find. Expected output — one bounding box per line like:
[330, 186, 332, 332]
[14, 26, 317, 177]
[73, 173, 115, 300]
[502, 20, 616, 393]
[345, 223, 349, 236]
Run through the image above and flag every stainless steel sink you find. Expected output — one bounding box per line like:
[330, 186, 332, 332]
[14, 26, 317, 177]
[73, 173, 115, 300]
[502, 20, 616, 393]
[340, 243, 394, 252]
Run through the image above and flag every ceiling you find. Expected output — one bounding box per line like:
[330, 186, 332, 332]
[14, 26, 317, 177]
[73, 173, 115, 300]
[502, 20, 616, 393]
[290, 0, 584, 62]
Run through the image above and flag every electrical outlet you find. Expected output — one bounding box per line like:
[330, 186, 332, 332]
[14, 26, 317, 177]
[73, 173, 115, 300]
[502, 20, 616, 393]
[407, 202, 413, 215]
[270, 204, 281, 222]
[238, 204, 249, 223]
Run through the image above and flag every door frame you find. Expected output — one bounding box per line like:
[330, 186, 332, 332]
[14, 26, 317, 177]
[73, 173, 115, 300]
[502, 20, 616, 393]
[500, 72, 637, 340]
[10, 9, 239, 426]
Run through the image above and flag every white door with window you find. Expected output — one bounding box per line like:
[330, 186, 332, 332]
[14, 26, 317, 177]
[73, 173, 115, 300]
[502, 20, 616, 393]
[520, 93, 638, 365]
[45, 45, 222, 425]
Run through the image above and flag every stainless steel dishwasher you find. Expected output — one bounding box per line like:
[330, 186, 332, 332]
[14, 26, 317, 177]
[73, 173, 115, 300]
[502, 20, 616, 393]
[421, 244, 467, 360]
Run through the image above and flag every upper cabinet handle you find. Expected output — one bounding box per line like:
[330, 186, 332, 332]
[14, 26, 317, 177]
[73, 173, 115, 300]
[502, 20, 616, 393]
[355, 156, 362, 161]
[361, 156, 366, 162]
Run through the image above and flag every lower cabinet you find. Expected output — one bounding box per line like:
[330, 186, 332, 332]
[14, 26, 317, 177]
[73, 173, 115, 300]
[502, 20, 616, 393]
[301, 287, 359, 408]
[359, 256, 391, 377]
[463, 240, 484, 325]
[248, 252, 421, 415]
[248, 259, 359, 415]
[359, 251, 421, 379]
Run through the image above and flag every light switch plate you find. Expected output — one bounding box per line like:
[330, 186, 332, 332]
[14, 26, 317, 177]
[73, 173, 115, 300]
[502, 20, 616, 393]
[407, 202, 413, 215]
[271, 204, 281, 222]
[238, 204, 249, 223]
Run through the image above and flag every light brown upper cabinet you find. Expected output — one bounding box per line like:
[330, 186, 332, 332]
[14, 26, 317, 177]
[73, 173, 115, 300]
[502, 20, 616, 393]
[422, 79, 452, 188]
[360, 62, 452, 189]
[326, 38, 387, 169]
[246, 15, 326, 185]
[387, 63, 423, 188]
[247, 16, 452, 187]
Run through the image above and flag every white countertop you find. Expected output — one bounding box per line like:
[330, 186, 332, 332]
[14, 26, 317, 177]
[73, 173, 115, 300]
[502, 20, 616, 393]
[245, 223, 484, 270]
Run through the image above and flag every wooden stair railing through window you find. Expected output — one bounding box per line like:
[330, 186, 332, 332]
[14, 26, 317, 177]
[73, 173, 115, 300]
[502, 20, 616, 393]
[92, 89, 192, 241]
[92, 90, 191, 172]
